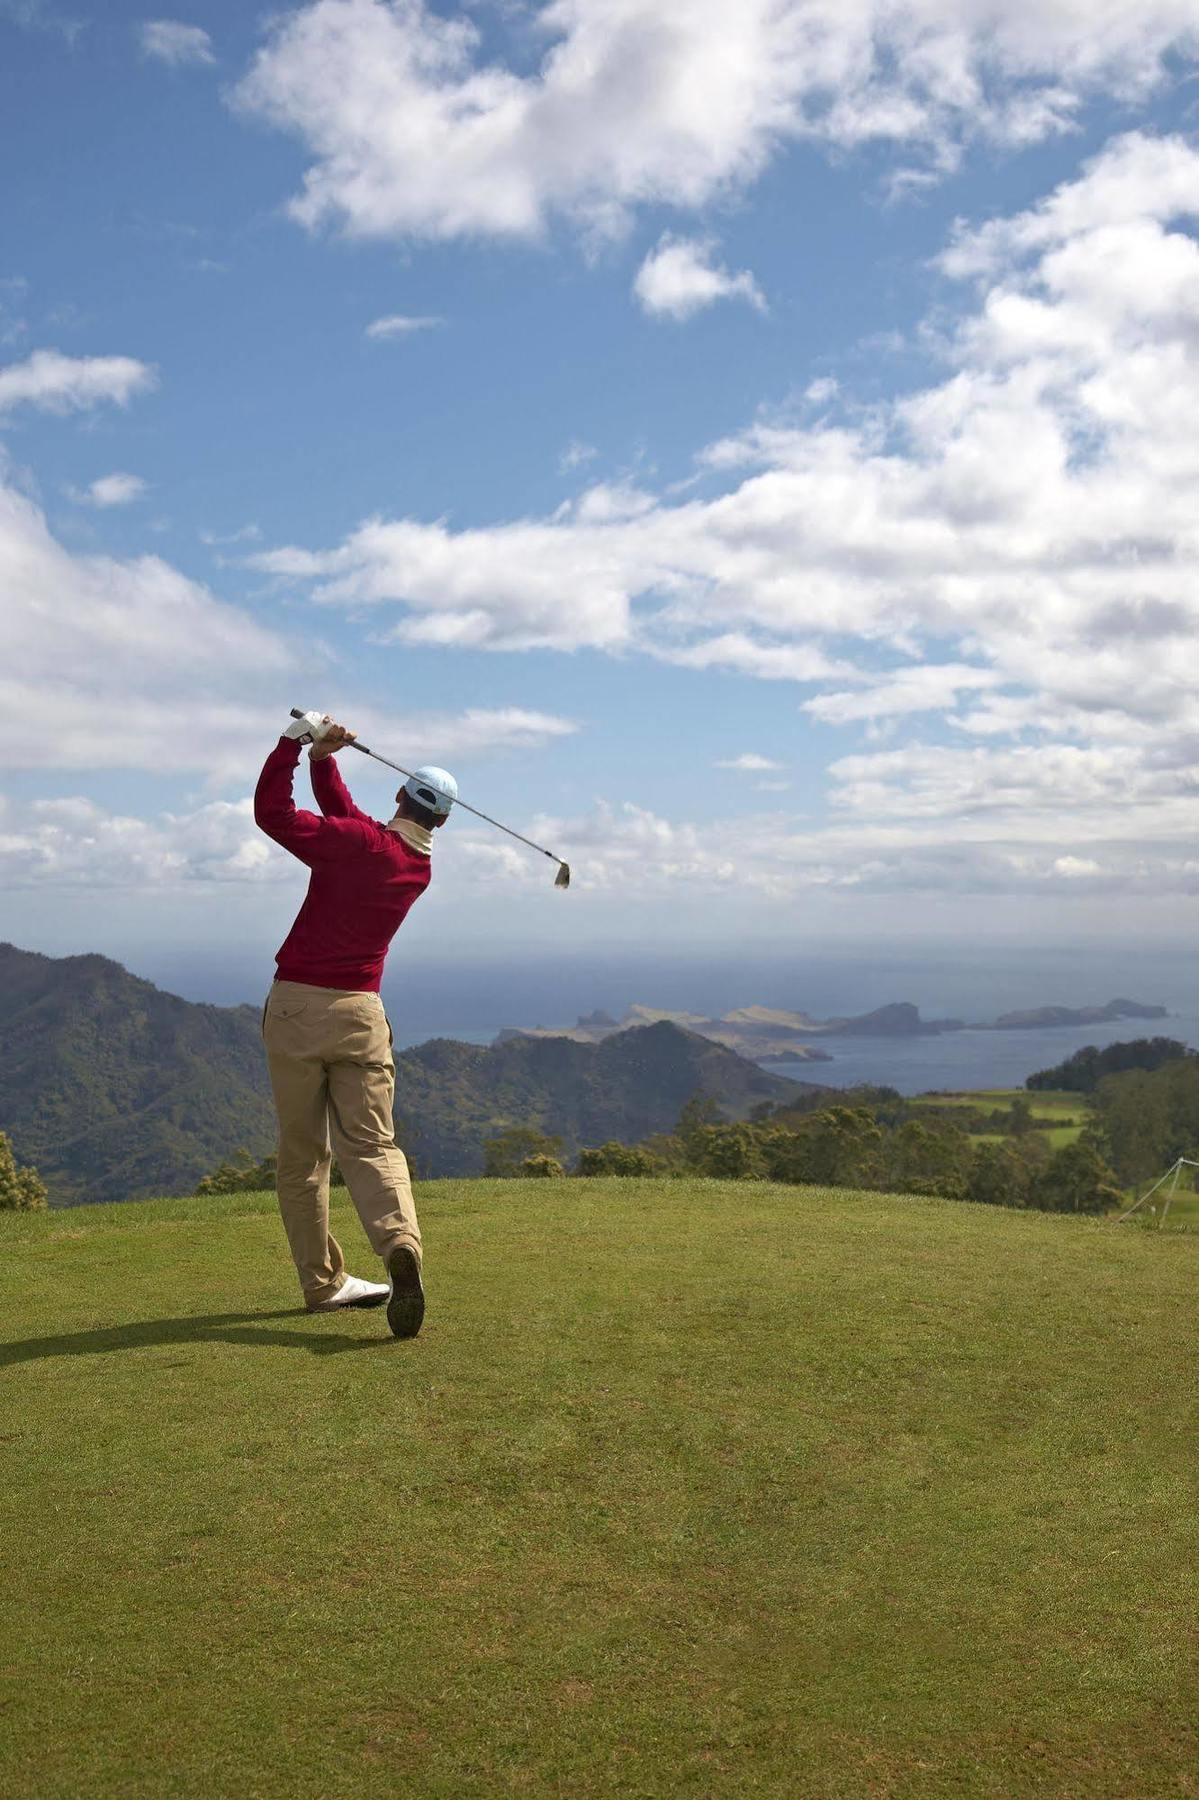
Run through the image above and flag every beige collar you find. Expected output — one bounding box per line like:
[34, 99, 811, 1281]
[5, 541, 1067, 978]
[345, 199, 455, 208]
[387, 814, 433, 856]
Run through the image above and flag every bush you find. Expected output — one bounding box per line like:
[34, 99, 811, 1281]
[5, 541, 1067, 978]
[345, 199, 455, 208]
[196, 1149, 278, 1195]
[483, 1126, 564, 1177]
[884, 1118, 971, 1199]
[966, 1141, 1031, 1208]
[576, 1141, 666, 1176]
[1031, 1142, 1124, 1215]
[0, 1131, 47, 1211]
[761, 1107, 884, 1189]
[521, 1155, 565, 1178]
[689, 1123, 764, 1179]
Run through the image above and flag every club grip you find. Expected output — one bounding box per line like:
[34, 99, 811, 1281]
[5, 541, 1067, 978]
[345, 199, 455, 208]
[289, 707, 305, 719]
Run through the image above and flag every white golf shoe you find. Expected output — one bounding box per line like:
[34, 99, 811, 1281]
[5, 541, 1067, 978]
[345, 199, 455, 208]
[310, 1274, 389, 1312]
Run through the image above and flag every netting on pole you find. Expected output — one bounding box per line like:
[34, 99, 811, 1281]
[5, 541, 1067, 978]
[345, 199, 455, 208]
[1115, 1156, 1199, 1225]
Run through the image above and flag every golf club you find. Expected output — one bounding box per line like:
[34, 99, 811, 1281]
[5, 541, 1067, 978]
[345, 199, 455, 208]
[289, 709, 571, 888]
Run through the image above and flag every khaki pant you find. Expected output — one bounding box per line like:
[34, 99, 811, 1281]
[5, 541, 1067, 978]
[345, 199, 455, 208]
[262, 980, 421, 1307]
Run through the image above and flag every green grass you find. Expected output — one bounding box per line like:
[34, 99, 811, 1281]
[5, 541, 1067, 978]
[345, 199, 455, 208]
[912, 1087, 1087, 1150]
[3, 1180, 1199, 1797]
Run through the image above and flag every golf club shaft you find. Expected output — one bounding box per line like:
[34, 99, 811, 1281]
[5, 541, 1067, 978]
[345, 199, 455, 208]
[288, 710, 568, 873]
[353, 741, 567, 870]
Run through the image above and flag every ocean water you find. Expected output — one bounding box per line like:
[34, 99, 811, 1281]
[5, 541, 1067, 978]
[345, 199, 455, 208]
[762, 1012, 1199, 1096]
[123, 939, 1198, 1094]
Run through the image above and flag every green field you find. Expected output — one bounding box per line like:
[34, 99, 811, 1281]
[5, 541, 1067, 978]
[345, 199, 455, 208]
[4, 1180, 1199, 1797]
[911, 1087, 1087, 1151]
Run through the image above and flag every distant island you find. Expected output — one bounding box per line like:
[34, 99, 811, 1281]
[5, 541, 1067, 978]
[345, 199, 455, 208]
[497, 998, 1168, 1064]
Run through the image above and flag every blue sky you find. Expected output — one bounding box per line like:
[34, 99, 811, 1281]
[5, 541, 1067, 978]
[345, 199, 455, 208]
[6, 0, 1199, 1006]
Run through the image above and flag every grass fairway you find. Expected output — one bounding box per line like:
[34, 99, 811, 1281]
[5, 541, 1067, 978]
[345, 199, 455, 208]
[3, 1182, 1198, 1798]
[912, 1088, 1087, 1152]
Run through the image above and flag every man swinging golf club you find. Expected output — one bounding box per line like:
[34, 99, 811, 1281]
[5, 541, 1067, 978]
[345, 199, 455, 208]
[254, 710, 457, 1338]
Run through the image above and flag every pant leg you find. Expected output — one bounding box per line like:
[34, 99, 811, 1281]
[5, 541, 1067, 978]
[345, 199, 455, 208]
[326, 996, 422, 1267]
[262, 984, 346, 1306]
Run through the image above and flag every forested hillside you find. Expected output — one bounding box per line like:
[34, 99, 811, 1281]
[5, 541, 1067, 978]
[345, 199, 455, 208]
[0, 943, 274, 1207]
[0, 944, 799, 1204]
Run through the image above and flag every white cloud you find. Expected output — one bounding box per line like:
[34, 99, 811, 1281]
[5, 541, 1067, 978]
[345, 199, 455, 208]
[139, 20, 215, 67]
[0, 469, 294, 778]
[715, 753, 783, 771]
[0, 446, 580, 801]
[805, 665, 1003, 726]
[253, 129, 1199, 900]
[364, 313, 443, 339]
[633, 235, 765, 321]
[0, 1, 83, 44]
[0, 709, 577, 888]
[73, 472, 147, 508]
[233, 0, 1199, 245]
[0, 349, 156, 417]
[200, 522, 261, 546]
[559, 439, 597, 472]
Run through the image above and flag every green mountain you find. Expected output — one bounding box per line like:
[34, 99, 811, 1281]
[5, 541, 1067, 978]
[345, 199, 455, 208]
[0, 942, 274, 1206]
[0, 944, 801, 1204]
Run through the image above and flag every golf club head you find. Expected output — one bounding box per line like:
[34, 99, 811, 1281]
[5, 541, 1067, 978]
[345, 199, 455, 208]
[555, 862, 571, 889]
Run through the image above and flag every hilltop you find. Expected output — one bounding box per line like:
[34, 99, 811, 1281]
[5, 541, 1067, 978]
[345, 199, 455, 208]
[3, 1178, 1196, 1795]
[0, 943, 800, 1204]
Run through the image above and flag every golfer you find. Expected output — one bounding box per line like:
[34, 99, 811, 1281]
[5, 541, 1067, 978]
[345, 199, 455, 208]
[254, 711, 457, 1337]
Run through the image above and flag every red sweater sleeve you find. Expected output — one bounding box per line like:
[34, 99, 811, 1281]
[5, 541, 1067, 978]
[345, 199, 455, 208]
[254, 738, 374, 865]
[310, 752, 372, 824]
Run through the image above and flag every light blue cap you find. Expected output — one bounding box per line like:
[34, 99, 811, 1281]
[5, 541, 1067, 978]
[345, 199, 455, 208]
[404, 764, 458, 817]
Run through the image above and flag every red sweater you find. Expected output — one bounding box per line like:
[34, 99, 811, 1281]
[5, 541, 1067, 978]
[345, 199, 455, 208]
[254, 738, 431, 992]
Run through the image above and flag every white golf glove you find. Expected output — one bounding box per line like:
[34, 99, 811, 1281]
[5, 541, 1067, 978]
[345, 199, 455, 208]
[282, 710, 331, 744]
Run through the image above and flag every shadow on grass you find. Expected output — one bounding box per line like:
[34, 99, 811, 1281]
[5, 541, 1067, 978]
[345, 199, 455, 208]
[0, 1310, 397, 1368]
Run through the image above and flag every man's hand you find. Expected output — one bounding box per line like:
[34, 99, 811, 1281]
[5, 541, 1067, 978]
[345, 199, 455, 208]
[309, 717, 357, 760]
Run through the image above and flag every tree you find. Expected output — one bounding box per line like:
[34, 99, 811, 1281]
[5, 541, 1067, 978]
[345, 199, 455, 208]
[196, 1148, 278, 1195]
[1032, 1142, 1124, 1215]
[1028, 1037, 1190, 1093]
[761, 1107, 884, 1189]
[521, 1154, 566, 1178]
[483, 1125, 563, 1177]
[885, 1119, 971, 1199]
[1006, 1096, 1035, 1137]
[675, 1094, 721, 1160]
[0, 1131, 47, 1211]
[966, 1142, 1030, 1208]
[576, 1141, 666, 1176]
[689, 1122, 763, 1180]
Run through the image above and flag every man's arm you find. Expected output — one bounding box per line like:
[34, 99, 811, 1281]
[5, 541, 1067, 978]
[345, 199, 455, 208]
[254, 736, 374, 865]
[310, 741, 372, 824]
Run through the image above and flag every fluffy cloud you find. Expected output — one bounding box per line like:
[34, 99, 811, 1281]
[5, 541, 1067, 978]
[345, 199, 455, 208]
[254, 129, 1199, 898]
[233, 0, 1199, 243]
[633, 236, 765, 320]
[0, 472, 294, 777]
[0, 795, 277, 889]
[0, 465, 576, 787]
[445, 789, 1199, 904]
[364, 313, 443, 339]
[73, 472, 148, 508]
[139, 20, 215, 67]
[0, 349, 156, 416]
[715, 753, 783, 771]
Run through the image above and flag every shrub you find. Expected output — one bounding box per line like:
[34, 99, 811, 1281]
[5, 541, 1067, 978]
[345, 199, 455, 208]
[483, 1126, 563, 1177]
[1031, 1142, 1124, 1215]
[196, 1149, 277, 1195]
[576, 1142, 666, 1176]
[884, 1118, 971, 1200]
[689, 1123, 763, 1180]
[0, 1131, 48, 1211]
[966, 1141, 1031, 1208]
[521, 1155, 565, 1178]
[762, 1107, 884, 1189]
